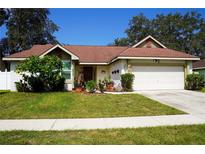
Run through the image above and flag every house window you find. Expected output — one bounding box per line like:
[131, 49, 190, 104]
[62, 60, 71, 80]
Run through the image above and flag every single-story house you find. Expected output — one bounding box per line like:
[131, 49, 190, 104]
[3, 35, 200, 91]
[193, 59, 205, 78]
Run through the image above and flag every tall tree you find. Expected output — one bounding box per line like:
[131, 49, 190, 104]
[0, 8, 59, 54]
[0, 9, 9, 26]
[113, 11, 205, 57]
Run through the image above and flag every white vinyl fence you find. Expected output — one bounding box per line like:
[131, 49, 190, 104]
[0, 70, 22, 91]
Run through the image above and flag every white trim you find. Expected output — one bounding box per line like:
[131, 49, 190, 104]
[2, 57, 26, 61]
[112, 56, 200, 62]
[79, 62, 108, 65]
[193, 67, 205, 70]
[40, 44, 79, 60]
[132, 35, 167, 48]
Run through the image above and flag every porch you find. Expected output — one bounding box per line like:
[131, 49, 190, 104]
[74, 64, 110, 87]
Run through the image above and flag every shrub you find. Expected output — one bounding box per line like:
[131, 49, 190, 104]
[121, 73, 135, 91]
[16, 55, 65, 92]
[85, 80, 96, 93]
[15, 80, 30, 92]
[186, 73, 204, 90]
[26, 76, 45, 92]
[0, 90, 10, 94]
[49, 75, 65, 91]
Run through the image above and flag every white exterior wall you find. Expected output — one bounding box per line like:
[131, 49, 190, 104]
[10, 61, 19, 72]
[96, 66, 109, 82]
[109, 59, 127, 87]
[128, 59, 186, 65]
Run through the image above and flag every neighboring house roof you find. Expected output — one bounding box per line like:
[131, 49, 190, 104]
[3, 35, 200, 64]
[193, 59, 205, 70]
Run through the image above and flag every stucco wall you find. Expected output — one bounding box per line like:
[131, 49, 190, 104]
[96, 66, 109, 82]
[10, 61, 19, 72]
[128, 59, 186, 65]
[109, 59, 127, 87]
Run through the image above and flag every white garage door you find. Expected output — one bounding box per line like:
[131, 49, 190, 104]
[132, 66, 184, 90]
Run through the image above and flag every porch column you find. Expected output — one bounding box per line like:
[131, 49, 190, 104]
[187, 61, 193, 74]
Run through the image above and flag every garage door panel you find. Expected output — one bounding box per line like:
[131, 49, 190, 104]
[133, 66, 184, 90]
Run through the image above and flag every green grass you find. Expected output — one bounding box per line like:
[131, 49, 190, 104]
[0, 90, 10, 94]
[201, 87, 205, 93]
[0, 92, 184, 119]
[0, 124, 205, 144]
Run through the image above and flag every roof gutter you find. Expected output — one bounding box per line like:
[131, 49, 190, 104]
[2, 57, 26, 61]
[193, 67, 205, 70]
[79, 62, 108, 65]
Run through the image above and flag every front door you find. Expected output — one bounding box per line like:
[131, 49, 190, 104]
[83, 67, 93, 82]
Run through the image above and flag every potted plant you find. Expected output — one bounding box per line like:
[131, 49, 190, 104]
[74, 79, 84, 92]
[104, 76, 114, 92]
[85, 80, 96, 93]
[75, 84, 83, 92]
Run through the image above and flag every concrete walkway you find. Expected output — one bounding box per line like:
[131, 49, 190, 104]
[137, 90, 205, 114]
[1, 114, 205, 131]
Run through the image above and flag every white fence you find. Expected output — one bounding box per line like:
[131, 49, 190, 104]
[0, 71, 22, 91]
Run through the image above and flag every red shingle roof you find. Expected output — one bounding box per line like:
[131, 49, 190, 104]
[7, 44, 54, 58]
[119, 48, 197, 59]
[64, 45, 128, 63]
[5, 44, 198, 63]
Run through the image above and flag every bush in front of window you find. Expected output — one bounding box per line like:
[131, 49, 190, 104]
[186, 73, 204, 90]
[16, 55, 65, 92]
[121, 73, 135, 92]
[49, 74, 65, 91]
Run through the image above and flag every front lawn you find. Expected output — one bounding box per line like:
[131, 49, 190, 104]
[0, 92, 184, 119]
[0, 90, 10, 94]
[0, 124, 205, 144]
[201, 87, 205, 93]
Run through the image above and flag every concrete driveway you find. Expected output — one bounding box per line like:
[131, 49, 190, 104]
[137, 90, 205, 115]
